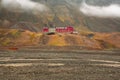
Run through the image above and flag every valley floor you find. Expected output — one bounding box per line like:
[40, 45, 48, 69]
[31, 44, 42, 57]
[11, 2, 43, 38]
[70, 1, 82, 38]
[0, 49, 120, 80]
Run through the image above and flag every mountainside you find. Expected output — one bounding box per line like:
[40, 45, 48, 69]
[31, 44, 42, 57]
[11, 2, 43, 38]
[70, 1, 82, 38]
[0, 0, 120, 32]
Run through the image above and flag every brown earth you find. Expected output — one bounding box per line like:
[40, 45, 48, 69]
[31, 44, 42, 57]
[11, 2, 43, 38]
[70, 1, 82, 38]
[93, 32, 120, 49]
[0, 29, 120, 50]
[0, 49, 120, 80]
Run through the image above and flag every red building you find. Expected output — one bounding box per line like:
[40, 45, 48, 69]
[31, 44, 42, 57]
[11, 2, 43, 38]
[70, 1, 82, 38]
[43, 26, 74, 33]
[42, 27, 49, 32]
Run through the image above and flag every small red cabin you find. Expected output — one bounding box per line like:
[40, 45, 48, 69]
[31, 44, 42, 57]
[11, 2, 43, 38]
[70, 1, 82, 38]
[67, 26, 74, 33]
[43, 26, 74, 33]
[43, 27, 49, 32]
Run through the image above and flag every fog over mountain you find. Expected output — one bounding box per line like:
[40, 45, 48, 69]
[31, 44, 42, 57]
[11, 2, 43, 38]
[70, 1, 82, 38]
[2, 0, 120, 14]
[0, 0, 120, 32]
[80, 2, 120, 18]
[1, 0, 48, 12]
[65, 0, 120, 18]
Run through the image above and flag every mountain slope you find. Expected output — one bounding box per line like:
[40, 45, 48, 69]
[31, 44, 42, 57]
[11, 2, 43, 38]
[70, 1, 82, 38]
[0, 0, 120, 32]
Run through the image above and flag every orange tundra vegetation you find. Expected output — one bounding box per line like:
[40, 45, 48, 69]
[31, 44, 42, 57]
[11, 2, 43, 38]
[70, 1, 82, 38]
[93, 32, 120, 49]
[0, 29, 120, 50]
[48, 34, 67, 46]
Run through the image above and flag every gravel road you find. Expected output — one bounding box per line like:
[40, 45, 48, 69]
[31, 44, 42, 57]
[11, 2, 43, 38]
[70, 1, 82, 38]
[0, 50, 120, 80]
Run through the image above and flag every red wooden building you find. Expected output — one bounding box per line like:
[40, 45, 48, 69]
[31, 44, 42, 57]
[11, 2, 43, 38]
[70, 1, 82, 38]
[43, 26, 74, 33]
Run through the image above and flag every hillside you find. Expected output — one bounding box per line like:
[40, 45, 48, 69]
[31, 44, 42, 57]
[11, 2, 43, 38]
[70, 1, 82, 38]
[0, 29, 120, 50]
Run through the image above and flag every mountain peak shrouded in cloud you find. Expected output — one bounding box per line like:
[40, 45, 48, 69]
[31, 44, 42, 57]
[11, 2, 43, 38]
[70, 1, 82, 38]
[1, 0, 48, 12]
[80, 2, 120, 18]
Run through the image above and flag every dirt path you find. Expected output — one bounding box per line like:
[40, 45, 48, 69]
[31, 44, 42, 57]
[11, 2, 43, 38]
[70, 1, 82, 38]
[0, 50, 120, 80]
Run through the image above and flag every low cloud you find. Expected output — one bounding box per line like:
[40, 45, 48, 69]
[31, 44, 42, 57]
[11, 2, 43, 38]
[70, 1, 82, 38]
[80, 2, 120, 18]
[1, 0, 48, 12]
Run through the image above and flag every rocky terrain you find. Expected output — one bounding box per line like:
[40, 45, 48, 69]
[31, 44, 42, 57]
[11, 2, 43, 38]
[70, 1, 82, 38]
[0, 1, 120, 80]
[0, 49, 120, 80]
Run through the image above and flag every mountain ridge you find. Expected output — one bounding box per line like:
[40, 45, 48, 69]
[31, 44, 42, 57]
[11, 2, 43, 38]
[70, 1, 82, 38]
[0, 0, 120, 32]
